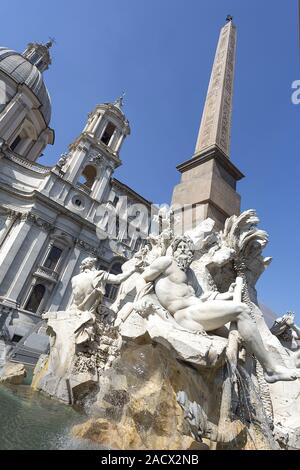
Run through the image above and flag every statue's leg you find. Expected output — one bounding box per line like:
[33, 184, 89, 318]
[175, 301, 300, 383]
[235, 307, 300, 383]
[174, 300, 243, 332]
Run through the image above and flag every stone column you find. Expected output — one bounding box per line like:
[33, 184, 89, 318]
[47, 245, 82, 312]
[115, 133, 124, 153]
[2, 219, 49, 304]
[84, 112, 104, 135]
[91, 163, 113, 202]
[0, 92, 27, 142]
[26, 132, 47, 161]
[109, 128, 119, 150]
[0, 211, 19, 246]
[0, 217, 32, 288]
[64, 143, 90, 184]
[91, 113, 104, 134]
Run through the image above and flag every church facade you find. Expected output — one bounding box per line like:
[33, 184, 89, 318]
[0, 42, 152, 363]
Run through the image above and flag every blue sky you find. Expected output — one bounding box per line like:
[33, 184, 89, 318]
[1, 0, 299, 317]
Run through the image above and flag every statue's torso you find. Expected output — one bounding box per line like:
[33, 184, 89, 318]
[154, 260, 197, 314]
[71, 270, 100, 311]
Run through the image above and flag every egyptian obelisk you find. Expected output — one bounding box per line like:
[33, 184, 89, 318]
[171, 16, 244, 231]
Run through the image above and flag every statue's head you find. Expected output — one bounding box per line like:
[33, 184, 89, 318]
[80, 257, 97, 272]
[282, 312, 295, 327]
[271, 311, 295, 338]
[171, 235, 195, 271]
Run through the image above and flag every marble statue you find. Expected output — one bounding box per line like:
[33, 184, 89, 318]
[55, 152, 70, 171]
[270, 312, 300, 351]
[71, 256, 139, 317]
[141, 235, 300, 384]
[32, 256, 140, 403]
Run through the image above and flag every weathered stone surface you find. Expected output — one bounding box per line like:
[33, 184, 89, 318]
[73, 417, 204, 451]
[119, 309, 149, 343]
[0, 361, 26, 385]
[119, 301, 227, 370]
[33, 356, 99, 404]
[73, 343, 219, 450]
[146, 313, 227, 369]
[70, 371, 99, 403]
[31, 354, 49, 389]
[72, 342, 273, 450]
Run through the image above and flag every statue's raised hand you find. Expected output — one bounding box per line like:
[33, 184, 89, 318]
[132, 258, 144, 272]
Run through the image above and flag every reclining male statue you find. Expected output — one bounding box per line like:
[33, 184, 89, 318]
[141, 235, 300, 384]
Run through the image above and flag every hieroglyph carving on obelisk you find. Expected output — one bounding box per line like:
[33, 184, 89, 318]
[195, 19, 236, 158]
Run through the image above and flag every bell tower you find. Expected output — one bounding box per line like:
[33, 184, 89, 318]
[171, 17, 244, 231]
[59, 96, 130, 203]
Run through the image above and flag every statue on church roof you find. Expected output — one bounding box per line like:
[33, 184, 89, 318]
[113, 92, 125, 110]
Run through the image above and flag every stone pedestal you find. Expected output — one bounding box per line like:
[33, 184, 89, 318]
[172, 147, 243, 231]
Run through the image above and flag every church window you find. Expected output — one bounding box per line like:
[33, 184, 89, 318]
[44, 246, 63, 271]
[78, 165, 97, 189]
[112, 195, 119, 207]
[28, 51, 40, 64]
[10, 135, 22, 151]
[25, 284, 46, 313]
[74, 198, 82, 207]
[116, 215, 120, 238]
[135, 237, 143, 251]
[12, 334, 23, 343]
[101, 122, 116, 145]
[105, 262, 123, 301]
[10, 120, 37, 156]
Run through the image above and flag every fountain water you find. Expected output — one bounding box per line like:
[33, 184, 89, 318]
[0, 383, 81, 450]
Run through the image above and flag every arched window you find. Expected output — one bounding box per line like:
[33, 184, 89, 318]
[9, 119, 37, 156]
[78, 165, 97, 189]
[25, 284, 46, 313]
[101, 122, 116, 146]
[10, 135, 22, 151]
[105, 262, 123, 301]
[44, 246, 63, 271]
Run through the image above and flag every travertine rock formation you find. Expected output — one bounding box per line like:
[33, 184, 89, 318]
[73, 340, 274, 450]
[0, 361, 26, 385]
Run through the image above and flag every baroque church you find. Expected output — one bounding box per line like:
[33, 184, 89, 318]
[0, 17, 243, 364]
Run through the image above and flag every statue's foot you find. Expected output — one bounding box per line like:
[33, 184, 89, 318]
[264, 366, 300, 383]
[195, 327, 208, 337]
[175, 322, 208, 336]
[176, 326, 208, 337]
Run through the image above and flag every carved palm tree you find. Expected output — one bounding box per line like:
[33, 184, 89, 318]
[220, 209, 273, 426]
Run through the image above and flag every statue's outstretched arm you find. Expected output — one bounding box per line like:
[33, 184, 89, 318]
[106, 265, 137, 285]
[142, 256, 172, 282]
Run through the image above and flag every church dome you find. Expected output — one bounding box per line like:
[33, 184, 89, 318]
[0, 47, 51, 124]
